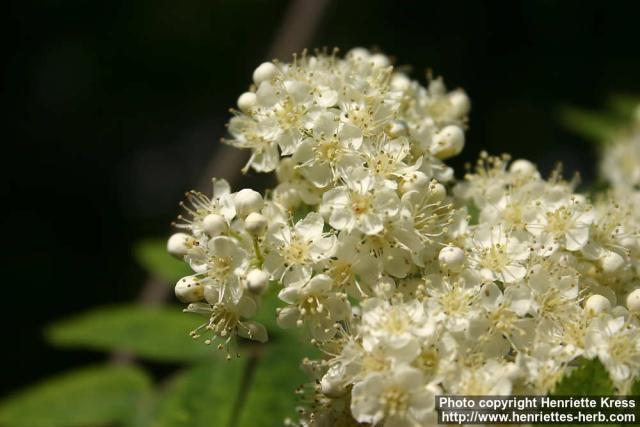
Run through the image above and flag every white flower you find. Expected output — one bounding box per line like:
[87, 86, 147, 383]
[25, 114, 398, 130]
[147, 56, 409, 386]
[444, 359, 516, 395]
[202, 236, 250, 302]
[425, 272, 482, 332]
[292, 111, 362, 188]
[467, 225, 530, 284]
[174, 178, 236, 236]
[277, 274, 350, 341]
[321, 230, 382, 297]
[507, 263, 579, 320]
[526, 198, 594, 253]
[321, 168, 400, 235]
[185, 293, 267, 348]
[360, 298, 435, 363]
[585, 315, 640, 384]
[263, 212, 336, 286]
[469, 282, 535, 357]
[351, 366, 435, 427]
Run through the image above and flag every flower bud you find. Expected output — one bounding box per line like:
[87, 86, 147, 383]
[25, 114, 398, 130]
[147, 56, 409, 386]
[601, 251, 624, 273]
[509, 159, 537, 176]
[245, 212, 268, 236]
[431, 125, 464, 160]
[428, 181, 447, 202]
[320, 375, 347, 398]
[347, 47, 370, 61]
[400, 171, 429, 193]
[252, 62, 278, 85]
[439, 246, 465, 272]
[202, 214, 226, 236]
[246, 269, 270, 294]
[234, 189, 264, 218]
[167, 233, 192, 258]
[391, 73, 411, 91]
[627, 289, 640, 313]
[585, 294, 611, 316]
[370, 53, 390, 68]
[237, 92, 257, 112]
[448, 90, 470, 117]
[386, 120, 409, 138]
[175, 276, 204, 303]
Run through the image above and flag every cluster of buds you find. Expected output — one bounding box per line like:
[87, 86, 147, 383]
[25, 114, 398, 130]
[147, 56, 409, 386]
[168, 48, 640, 426]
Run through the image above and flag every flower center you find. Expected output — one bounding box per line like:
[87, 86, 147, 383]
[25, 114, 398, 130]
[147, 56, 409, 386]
[281, 234, 310, 265]
[352, 193, 373, 216]
[381, 387, 409, 417]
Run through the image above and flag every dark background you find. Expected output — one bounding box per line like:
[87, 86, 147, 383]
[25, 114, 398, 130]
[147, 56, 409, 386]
[3, 0, 639, 394]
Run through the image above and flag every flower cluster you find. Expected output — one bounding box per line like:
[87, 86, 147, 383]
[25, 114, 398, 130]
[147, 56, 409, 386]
[168, 49, 640, 426]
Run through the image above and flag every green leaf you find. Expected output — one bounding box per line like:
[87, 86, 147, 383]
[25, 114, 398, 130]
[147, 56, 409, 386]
[0, 365, 150, 427]
[252, 285, 283, 336]
[631, 378, 640, 396]
[467, 203, 479, 225]
[237, 334, 318, 427]
[152, 359, 243, 427]
[552, 358, 614, 396]
[557, 106, 626, 144]
[46, 305, 217, 362]
[134, 239, 192, 283]
[606, 93, 640, 118]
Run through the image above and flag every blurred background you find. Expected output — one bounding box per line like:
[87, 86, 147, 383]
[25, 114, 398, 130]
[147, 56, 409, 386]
[3, 0, 640, 399]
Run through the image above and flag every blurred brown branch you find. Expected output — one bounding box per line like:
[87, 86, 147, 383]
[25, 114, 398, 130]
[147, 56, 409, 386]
[111, 0, 331, 366]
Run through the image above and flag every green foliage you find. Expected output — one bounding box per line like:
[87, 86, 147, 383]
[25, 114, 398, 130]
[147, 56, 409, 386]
[552, 358, 614, 396]
[238, 334, 317, 427]
[152, 360, 243, 427]
[557, 106, 626, 144]
[467, 202, 479, 225]
[606, 93, 640, 118]
[46, 305, 215, 363]
[631, 378, 640, 396]
[252, 286, 282, 336]
[0, 365, 150, 427]
[134, 239, 192, 283]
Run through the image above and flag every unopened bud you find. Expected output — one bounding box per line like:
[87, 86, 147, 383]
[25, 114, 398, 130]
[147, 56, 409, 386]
[439, 246, 465, 272]
[202, 214, 227, 236]
[234, 189, 264, 218]
[175, 276, 204, 303]
[400, 171, 429, 193]
[448, 90, 470, 117]
[167, 233, 192, 258]
[245, 212, 268, 236]
[627, 289, 640, 313]
[237, 92, 257, 113]
[509, 159, 537, 176]
[585, 294, 611, 316]
[601, 251, 624, 273]
[252, 62, 278, 85]
[246, 269, 269, 295]
[431, 125, 464, 160]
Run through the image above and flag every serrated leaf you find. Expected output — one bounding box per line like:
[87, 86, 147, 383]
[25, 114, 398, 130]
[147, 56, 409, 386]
[238, 334, 318, 427]
[134, 239, 192, 283]
[557, 106, 626, 144]
[0, 365, 150, 427]
[552, 358, 614, 396]
[153, 359, 243, 427]
[46, 305, 217, 362]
